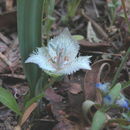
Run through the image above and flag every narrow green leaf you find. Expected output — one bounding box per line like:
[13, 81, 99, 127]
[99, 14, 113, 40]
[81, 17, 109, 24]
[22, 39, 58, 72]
[35, 73, 49, 96]
[110, 83, 121, 99]
[104, 83, 122, 105]
[25, 93, 44, 109]
[43, 0, 55, 15]
[43, 0, 55, 35]
[110, 83, 121, 103]
[17, 0, 45, 96]
[0, 87, 21, 115]
[67, 0, 81, 18]
[122, 80, 130, 89]
[91, 110, 106, 130]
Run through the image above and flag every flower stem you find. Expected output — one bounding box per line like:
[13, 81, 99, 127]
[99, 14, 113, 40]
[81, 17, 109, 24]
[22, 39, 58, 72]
[112, 47, 130, 87]
[111, 0, 130, 87]
[122, 80, 130, 89]
[43, 76, 60, 91]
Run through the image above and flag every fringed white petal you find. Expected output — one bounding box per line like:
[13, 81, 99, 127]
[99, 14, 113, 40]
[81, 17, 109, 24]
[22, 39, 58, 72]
[48, 28, 80, 61]
[25, 47, 56, 72]
[58, 56, 91, 75]
[75, 56, 92, 70]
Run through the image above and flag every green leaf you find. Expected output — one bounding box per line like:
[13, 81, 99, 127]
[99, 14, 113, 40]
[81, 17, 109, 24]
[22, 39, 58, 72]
[110, 83, 121, 98]
[0, 87, 21, 115]
[62, 0, 81, 23]
[91, 110, 106, 130]
[67, 0, 81, 18]
[17, 0, 45, 97]
[43, 0, 55, 15]
[43, 0, 55, 35]
[72, 35, 84, 41]
[35, 73, 49, 96]
[25, 93, 44, 109]
[104, 83, 122, 105]
[122, 80, 130, 89]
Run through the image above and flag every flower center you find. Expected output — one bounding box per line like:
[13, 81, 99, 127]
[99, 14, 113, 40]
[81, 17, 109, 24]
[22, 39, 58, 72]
[48, 48, 70, 71]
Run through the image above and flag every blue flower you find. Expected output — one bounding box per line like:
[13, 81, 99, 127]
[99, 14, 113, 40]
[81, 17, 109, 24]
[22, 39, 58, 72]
[103, 95, 113, 105]
[96, 83, 110, 93]
[25, 28, 91, 76]
[116, 98, 130, 110]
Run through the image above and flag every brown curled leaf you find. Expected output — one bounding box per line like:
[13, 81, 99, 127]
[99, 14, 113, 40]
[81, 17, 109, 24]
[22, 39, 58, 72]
[83, 59, 115, 102]
[68, 82, 82, 94]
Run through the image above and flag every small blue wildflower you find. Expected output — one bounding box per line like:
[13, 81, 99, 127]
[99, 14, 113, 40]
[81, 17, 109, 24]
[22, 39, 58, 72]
[103, 95, 113, 105]
[96, 82, 110, 93]
[116, 98, 130, 110]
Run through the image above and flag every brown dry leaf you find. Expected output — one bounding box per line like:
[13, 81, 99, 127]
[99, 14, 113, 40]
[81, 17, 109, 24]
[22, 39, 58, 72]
[68, 82, 82, 94]
[84, 59, 115, 102]
[0, 11, 16, 29]
[51, 102, 67, 120]
[0, 37, 21, 73]
[48, 85, 85, 130]
[0, 41, 8, 52]
[10, 83, 29, 98]
[14, 125, 21, 130]
[5, 0, 14, 11]
[47, 92, 80, 129]
[20, 103, 38, 126]
[68, 92, 84, 113]
[45, 88, 63, 103]
[0, 32, 11, 45]
[0, 52, 10, 73]
[50, 91, 84, 123]
[5, 38, 21, 70]
[52, 119, 82, 130]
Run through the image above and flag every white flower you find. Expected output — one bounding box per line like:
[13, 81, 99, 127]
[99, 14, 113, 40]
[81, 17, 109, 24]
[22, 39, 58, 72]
[25, 28, 91, 75]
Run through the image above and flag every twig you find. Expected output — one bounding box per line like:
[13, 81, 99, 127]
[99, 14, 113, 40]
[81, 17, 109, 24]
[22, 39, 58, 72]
[92, 0, 99, 18]
[0, 52, 12, 66]
[0, 73, 25, 80]
[82, 50, 122, 57]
